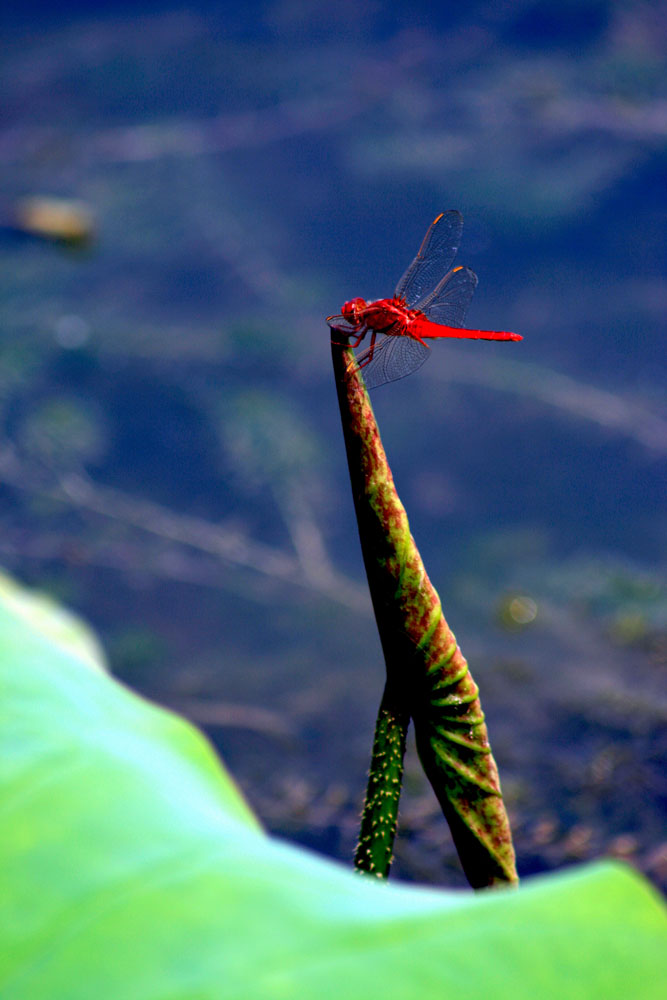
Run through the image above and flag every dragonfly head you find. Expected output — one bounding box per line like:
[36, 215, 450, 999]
[341, 297, 366, 324]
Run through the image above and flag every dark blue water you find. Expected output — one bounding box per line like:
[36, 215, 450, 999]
[1, 0, 665, 888]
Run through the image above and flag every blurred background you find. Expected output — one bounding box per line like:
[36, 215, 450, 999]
[1, 0, 665, 888]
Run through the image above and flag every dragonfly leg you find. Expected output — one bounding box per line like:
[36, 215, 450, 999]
[357, 331, 378, 369]
[330, 325, 367, 348]
[344, 330, 378, 377]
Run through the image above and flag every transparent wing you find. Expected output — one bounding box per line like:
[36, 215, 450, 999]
[417, 266, 478, 326]
[394, 211, 463, 308]
[354, 334, 430, 390]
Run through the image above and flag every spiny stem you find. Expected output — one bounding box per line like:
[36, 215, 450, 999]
[354, 691, 409, 878]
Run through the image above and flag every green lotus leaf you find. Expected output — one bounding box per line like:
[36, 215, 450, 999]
[2, 574, 665, 999]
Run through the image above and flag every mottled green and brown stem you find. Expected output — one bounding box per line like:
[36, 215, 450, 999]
[332, 337, 518, 888]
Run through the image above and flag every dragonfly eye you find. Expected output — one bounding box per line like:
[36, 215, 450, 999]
[342, 298, 365, 322]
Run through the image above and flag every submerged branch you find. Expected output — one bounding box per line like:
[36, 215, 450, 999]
[430, 347, 667, 454]
[0, 444, 369, 612]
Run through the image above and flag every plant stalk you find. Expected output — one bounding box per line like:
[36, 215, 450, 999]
[332, 337, 518, 888]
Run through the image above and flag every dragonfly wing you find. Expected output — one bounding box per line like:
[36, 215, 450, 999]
[355, 334, 430, 390]
[394, 211, 463, 308]
[417, 266, 478, 326]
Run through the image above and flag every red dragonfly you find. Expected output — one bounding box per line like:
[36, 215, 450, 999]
[327, 211, 522, 389]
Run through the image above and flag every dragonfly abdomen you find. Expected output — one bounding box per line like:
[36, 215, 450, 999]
[411, 313, 521, 342]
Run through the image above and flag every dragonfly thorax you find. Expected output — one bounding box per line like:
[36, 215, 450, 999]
[341, 296, 414, 334]
[361, 298, 414, 334]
